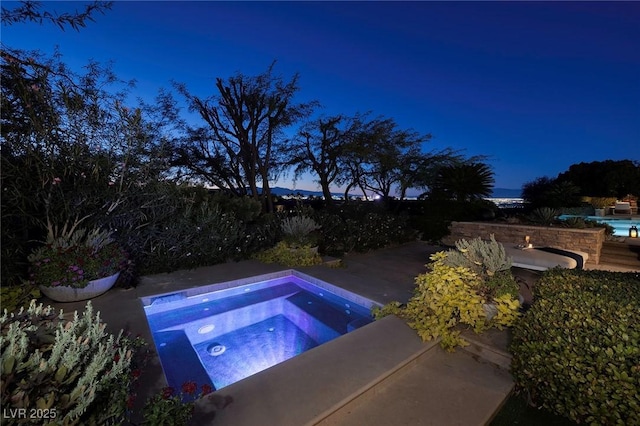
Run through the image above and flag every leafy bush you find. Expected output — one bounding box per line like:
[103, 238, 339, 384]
[1, 301, 134, 424]
[317, 204, 417, 255]
[410, 199, 497, 243]
[373, 250, 520, 351]
[143, 381, 214, 426]
[108, 188, 275, 276]
[510, 269, 640, 424]
[255, 241, 323, 267]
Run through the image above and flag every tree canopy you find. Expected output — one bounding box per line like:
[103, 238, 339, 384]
[1, 1, 112, 31]
[556, 160, 640, 198]
[173, 63, 317, 212]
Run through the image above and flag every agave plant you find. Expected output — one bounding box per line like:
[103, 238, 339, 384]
[528, 207, 559, 226]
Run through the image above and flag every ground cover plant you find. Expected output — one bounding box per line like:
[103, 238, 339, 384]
[0, 301, 227, 425]
[509, 269, 640, 425]
[373, 236, 521, 351]
[1, 301, 134, 424]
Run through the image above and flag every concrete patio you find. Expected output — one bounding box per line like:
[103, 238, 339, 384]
[44, 240, 638, 425]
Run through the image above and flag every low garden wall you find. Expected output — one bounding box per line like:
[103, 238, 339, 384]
[442, 222, 605, 265]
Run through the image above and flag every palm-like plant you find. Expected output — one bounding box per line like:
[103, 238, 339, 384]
[430, 162, 495, 202]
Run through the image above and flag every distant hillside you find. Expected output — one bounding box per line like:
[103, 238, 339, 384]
[270, 186, 334, 197]
[271, 186, 522, 199]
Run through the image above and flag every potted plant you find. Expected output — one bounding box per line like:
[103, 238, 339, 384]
[589, 197, 615, 217]
[28, 223, 128, 302]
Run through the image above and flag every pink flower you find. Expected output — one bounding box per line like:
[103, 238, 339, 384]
[52, 177, 61, 185]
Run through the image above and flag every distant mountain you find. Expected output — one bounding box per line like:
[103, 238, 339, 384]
[269, 186, 522, 199]
[491, 188, 522, 198]
[270, 186, 331, 197]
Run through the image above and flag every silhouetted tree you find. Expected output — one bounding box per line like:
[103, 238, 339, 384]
[175, 63, 317, 212]
[428, 162, 495, 202]
[521, 176, 581, 208]
[556, 160, 640, 198]
[1, 1, 112, 31]
[338, 115, 433, 201]
[290, 115, 358, 206]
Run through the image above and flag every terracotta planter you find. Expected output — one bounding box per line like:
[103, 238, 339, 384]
[39, 272, 120, 303]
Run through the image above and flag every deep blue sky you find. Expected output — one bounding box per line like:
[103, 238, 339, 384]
[3, 1, 639, 192]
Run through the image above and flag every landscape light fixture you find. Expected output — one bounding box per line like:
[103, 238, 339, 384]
[630, 226, 638, 238]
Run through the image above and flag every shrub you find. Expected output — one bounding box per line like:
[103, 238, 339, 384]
[443, 235, 512, 277]
[281, 216, 321, 248]
[510, 269, 640, 424]
[143, 381, 214, 426]
[255, 241, 323, 267]
[317, 204, 417, 255]
[373, 250, 520, 351]
[528, 207, 559, 226]
[0, 301, 134, 424]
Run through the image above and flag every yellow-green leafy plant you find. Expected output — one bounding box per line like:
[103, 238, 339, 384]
[0, 282, 41, 314]
[255, 241, 323, 267]
[373, 249, 520, 351]
[1, 301, 134, 425]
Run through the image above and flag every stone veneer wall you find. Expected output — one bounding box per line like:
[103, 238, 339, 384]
[442, 222, 606, 265]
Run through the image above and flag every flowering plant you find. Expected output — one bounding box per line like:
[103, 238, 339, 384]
[28, 223, 128, 288]
[142, 381, 214, 426]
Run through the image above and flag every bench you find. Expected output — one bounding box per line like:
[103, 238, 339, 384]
[503, 244, 589, 271]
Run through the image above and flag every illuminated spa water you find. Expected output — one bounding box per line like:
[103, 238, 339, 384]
[141, 271, 379, 390]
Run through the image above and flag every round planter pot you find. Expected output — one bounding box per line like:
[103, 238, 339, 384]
[39, 272, 120, 303]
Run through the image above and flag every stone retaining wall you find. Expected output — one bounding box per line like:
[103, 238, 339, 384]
[442, 222, 605, 265]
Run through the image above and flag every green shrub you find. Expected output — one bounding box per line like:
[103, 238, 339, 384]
[255, 241, 323, 267]
[510, 269, 640, 425]
[374, 251, 520, 351]
[0, 301, 134, 424]
[411, 199, 498, 242]
[317, 204, 417, 255]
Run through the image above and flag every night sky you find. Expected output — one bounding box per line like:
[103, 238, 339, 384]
[3, 1, 639, 193]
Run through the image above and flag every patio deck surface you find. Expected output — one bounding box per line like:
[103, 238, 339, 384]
[44, 240, 637, 425]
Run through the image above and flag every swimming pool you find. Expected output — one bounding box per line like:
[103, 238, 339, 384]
[141, 270, 380, 390]
[558, 215, 640, 237]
